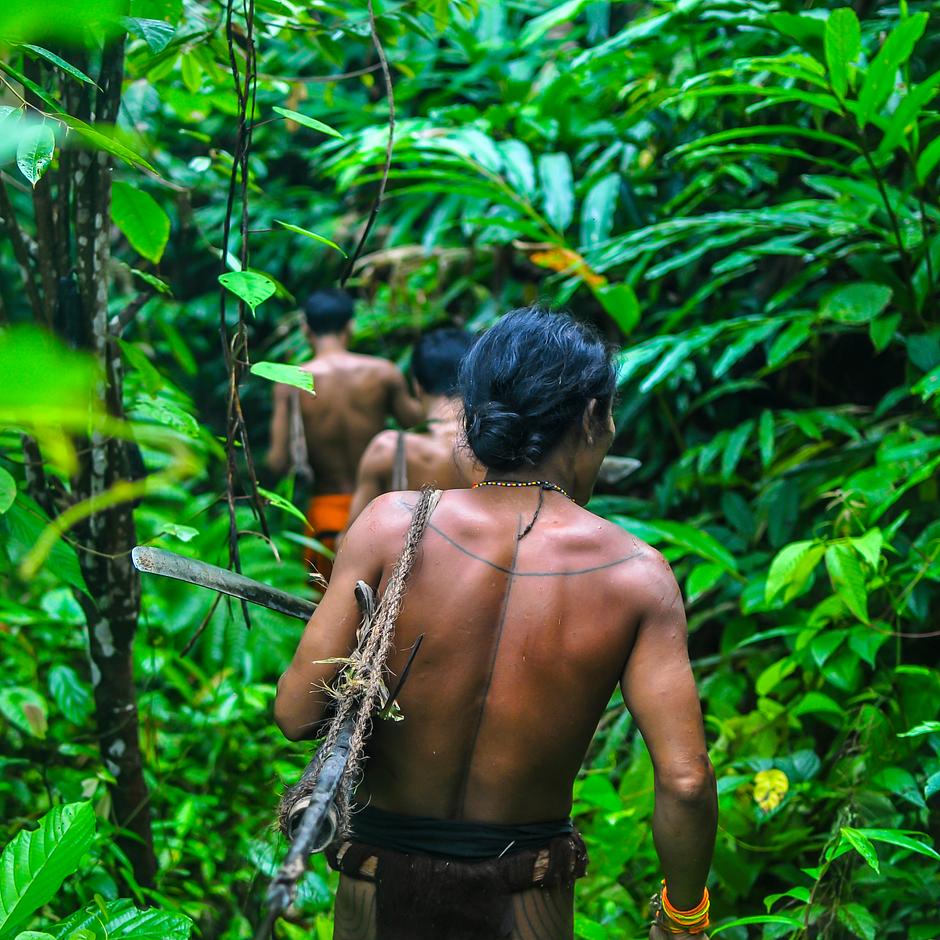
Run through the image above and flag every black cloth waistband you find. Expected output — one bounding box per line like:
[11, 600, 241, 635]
[347, 804, 574, 860]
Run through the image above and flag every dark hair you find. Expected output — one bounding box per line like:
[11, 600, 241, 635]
[460, 307, 615, 471]
[411, 328, 474, 396]
[304, 289, 354, 335]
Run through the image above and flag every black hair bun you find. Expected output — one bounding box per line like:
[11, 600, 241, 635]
[465, 402, 549, 471]
[459, 307, 616, 472]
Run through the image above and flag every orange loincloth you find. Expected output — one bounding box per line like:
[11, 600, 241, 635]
[304, 493, 353, 582]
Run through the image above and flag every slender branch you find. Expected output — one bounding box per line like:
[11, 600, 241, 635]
[341, 0, 395, 286]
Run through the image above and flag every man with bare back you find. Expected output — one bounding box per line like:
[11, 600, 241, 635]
[267, 289, 421, 578]
[275, 308, 717, 939]
[344, 327, 483, 530]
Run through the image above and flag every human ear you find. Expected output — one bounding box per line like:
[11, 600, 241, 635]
[582, 399, 600, 446]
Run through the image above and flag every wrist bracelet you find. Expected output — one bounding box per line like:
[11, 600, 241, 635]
[649, 881, 710, 934]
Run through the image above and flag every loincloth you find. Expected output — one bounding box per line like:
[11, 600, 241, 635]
[326, 805, 589, 940]
[304, 493, 353, 580]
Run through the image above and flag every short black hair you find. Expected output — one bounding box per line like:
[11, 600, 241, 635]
[460, 307, 615, 472]
[411, 328, 474, 396]
[304, 289, 354, 335]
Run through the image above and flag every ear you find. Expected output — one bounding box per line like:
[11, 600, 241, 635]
[582, 399, 600, 445]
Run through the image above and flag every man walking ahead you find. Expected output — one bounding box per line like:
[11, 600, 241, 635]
[267, 289, 421, 579]
[344, 327, 483, 530]
[276, 308, 717, 939]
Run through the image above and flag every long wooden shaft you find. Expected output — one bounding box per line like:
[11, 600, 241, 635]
[131, 546, 316, 621]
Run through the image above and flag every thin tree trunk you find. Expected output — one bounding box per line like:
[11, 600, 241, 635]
[69, 26, 158, 890]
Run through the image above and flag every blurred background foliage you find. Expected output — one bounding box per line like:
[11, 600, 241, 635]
[0, 0, 938, 938]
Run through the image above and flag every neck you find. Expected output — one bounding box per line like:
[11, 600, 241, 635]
[424, 396, 461, 428]
[483, 453, 577, 500]
[311, 333, 346, 356]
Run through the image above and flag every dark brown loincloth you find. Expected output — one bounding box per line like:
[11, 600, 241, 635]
[326, 807, 588, 940]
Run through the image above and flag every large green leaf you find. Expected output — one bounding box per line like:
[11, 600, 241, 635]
[124, 16, 176, 52]
[538, 153, 574, 231]
[16, 125, 55, 187]
[766, 540, 825, 603]
[519, 0, 590, 47]
[857, 13, 929, 127]
[579, 173, 619, 249]
[0, 688, 47, 740]
[110, 182, 170, 263]
[218, 271, 276, 316]
[47, 666, 93, 726]
[19, 45, 95, 85]
[249, 362, 314, 393]
[824, 8, 860, 99]
[878, 69, 940, 155]
[819, 283, 892, 323]
[594, 283, 639, 336]
[613, 516, 738, 572]
[0, 803, 95, 938]
[825, 542, 869, 622]
[48, 898, 192, 940]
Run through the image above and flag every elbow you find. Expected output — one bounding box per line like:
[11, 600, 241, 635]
[656, 757, 717, 805]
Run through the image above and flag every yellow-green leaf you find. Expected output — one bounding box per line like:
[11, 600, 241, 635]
[272, 106, 344, 139]
[111, 181, 170, 263]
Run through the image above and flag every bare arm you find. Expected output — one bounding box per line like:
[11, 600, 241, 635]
[267, 383, 291, 477]
[274, 498, 390, 740]
[344, 433, 394, 534]
[386, 366, 422, 428]
[620, 553, 717, 912]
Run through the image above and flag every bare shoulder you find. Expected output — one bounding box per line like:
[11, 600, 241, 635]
[360, 430, 398, 472]
[347, 490, 418, 542]
[584, 511, 680, 599]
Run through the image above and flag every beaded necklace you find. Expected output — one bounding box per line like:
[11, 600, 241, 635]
[472, 479, 575, 503]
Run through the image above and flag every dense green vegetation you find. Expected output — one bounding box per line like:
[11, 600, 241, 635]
[1, 1, 938, 938]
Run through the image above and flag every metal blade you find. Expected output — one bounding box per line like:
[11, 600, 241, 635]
[131, 546, 316, 622]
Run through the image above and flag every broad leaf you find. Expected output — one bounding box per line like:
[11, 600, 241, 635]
[820, 283, 892, 323]
[838, 827, 880, 873]
[47, 665, 93, 725]
[824, 8, 860, 99]
[0, 687, 48, 739]
[158, 522, 199, 542]
[538, 153, 574, 231]
[272, 107, 343, 139]
[111, 182, 170, 263]
[857, 13, 929, 127]
[16, 125, 55, 187]
[613, 516, 738, 572]
[124, 16, 176, 52]
[579, 173, 619, 248]
[48, 898, 192, 939]
[218, 272, 276, 315]
[59, 117, 156, 173]
[519, 0, 590, 47]
[766, 540, 824, 603]
[0, 803, 95, 938]
[273, 220, 346, 256]
[915, 136, 940, 186]
[249, 361, 315, 393]
[594, 283, 639, 336]
[825, 542, 869, 622]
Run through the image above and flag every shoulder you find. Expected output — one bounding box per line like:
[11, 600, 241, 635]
[344, 490, 419, 555]
[360, 430, 398, 473]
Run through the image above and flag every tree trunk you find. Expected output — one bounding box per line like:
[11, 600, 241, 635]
[67, 28, 158, 890]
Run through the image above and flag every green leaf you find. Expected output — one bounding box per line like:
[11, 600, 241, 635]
[853, 828, 940, 861]
[756, 657, 798, 696]
[497, 140, 536, 199]
[124, 16, 176, 52]
[869, 313, 900, 353]
[579, 173, 619, 249]
[898, 720, 940, 737]
[47, 666, 93, 725]
[824, 9, 860, 99]
[911, 365, 940, 402]
[59, 116, 156, 173]
[791, 691, 844, 719]
[249, 361, 314, 393]
[0, 803, 95, 938]
[857, 13, 929, 127]
[825, 542, 869, 622]
[594, 283, 639, 336]
[767, 318, 811, 367]
[519, 0, 590, 48]
[758, 409, 775, 467]
[110, 181, 170, 264]
[48, 898, 192, 939]
[878, 70, 940, 155]
[130, 268, 172, 295]
[538, 153, 574, 231]
[686, 563, 724, 602]
[16, 124, 55, 187]
[850, 529, 882, 569]
[218, 271, 276, 315]
[273, 220, 346, 256]
[915, 136, 940, 186]
[710, 915, 802, 935]
[820, 283, 892, 324]
[118, 339, 164, 397]
[721, 420, 753, 480]
[272, 107, 344, 139]
[839, 827, 880, 873]
[257, 486, 308, 527]
[158, 523, 199, 543]
[0, 467, 16, 515]
[836, 902, 878, 940]
[20, 45, 95, 85]
[0, 687, 48, 739]
[766, 541, 825, 603]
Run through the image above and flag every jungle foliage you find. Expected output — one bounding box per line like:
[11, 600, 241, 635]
[0, 1, 938, 938]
